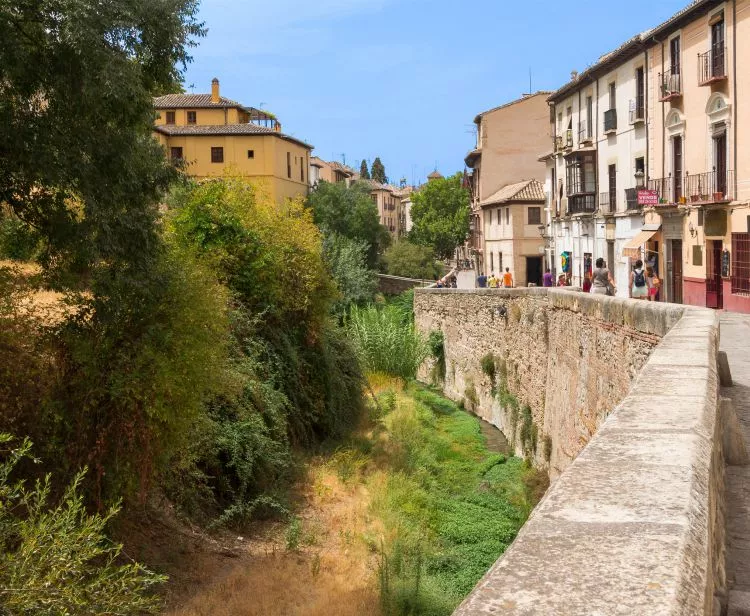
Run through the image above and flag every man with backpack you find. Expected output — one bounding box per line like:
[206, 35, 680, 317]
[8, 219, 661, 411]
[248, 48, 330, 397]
[629, 259, 650, 300]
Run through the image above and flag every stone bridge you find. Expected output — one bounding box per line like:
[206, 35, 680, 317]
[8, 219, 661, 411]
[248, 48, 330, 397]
[414, 288, 745, 616]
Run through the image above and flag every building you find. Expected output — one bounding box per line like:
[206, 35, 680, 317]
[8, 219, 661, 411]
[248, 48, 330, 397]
[368, 181, 407, 238]
[465, 92, 552, 274]
[544, 37, 651, 295]
[481, 180, 547, 285]
[643, 0, 750, 311]
[153, 79, 312, 203]
[309, 157, 355, 188]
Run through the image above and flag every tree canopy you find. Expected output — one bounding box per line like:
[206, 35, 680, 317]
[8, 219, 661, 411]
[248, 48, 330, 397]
[409, 173, 471, 260]
[371, 157, 387, 184]
[307, 180, 388, 268]
[359, 160, 370, 180]
[382, 240, 443, 280]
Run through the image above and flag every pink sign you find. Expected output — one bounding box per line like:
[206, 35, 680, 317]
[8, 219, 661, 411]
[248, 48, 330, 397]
[637, 189, 659, 206]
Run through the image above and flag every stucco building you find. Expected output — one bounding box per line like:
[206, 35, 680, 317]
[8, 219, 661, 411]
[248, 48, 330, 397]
[309, 157, 355, 188]
[465, 92, 551, 275]
[153, 79, 312, 203]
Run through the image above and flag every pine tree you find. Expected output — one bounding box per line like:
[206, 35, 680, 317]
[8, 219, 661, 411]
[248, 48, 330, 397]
[359, 159, 370, 180]
[371, 157, 387, 184]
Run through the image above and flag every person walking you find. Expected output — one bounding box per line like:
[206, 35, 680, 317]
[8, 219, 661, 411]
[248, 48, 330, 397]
[582, 272, 592, 294]
[477, 272, 487, 288]
[488, 273, 498, 288]
[502, 267, 514, 288]
[543, 268, 554, 288]
[629, 259, 650, 300]
[646, 266, 661, 301]
[591, 258, 615, 296]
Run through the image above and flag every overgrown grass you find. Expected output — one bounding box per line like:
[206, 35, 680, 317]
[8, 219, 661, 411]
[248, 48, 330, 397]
[349, 305, 428, 379]
[368, 382, 545, 614]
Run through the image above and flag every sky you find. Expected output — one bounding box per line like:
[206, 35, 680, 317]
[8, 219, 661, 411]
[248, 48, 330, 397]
[183, 0, 691, 186]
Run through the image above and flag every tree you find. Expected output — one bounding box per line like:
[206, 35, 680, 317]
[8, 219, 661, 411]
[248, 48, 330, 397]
[371, 157, 387, 184]
[409, 173, 471, 260]
[359, 160, 371, 180]
[323, 233, 377, 315]
[382, 240, 443, 280]
[307, 180, 387, 268]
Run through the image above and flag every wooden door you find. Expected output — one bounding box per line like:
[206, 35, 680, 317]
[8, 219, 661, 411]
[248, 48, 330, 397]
[706, 241, 723, 309]
[670, 240, 683, 304]
[673, 136, 683, 202]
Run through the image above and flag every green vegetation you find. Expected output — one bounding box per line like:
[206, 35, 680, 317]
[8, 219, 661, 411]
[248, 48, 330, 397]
[360, 159, 371, 180]
[428, 330, 446, 385]
[0, 435, 164, 614]
[323, 233, 378, 315]
[0, 213, 42, 261]
[367, 382, 543, 614]
[382, 239, 444, 280]
[371, 157, 387, 184]
[409, 173, 471, 260]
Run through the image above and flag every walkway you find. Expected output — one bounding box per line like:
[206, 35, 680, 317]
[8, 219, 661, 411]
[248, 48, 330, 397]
[722, 313, 750, 615]
[456, 268, 476, 289]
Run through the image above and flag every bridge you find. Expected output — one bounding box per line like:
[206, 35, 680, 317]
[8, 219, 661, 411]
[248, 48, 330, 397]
[414, 287, 748, 616]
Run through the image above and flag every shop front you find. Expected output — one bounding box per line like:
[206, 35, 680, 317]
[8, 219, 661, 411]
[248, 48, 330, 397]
[724, 206, 750, 313]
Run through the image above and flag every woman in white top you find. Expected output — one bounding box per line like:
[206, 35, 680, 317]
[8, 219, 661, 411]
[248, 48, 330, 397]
[590, 258, 615, 295]
[629, 259, 651, 299]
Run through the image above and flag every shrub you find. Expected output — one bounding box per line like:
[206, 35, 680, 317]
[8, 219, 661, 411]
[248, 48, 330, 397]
[349, 305, 428, 379]
[323, 232, 377, 315]
[0, 435, 164, 615]
[382, 240, 443, 280]
[0, 212, 42, 261]
[428, 330, 446, 384]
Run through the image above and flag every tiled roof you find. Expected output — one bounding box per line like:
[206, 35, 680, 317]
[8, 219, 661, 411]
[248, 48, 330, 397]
[153, 93, 248, 109]
[154, 123, 313, 149]
[427, 171, 443, 179]
[473, 91, 553, 123]
[481, 179, 545, 206]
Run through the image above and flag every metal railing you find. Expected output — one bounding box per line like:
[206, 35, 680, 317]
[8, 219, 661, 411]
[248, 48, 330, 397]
[565, 129, 574, 148]
[568, 194, 597, 215]
[554, 135, 564, 152]
[625, 188, 640, 211]
[658, 69, 681, 100]
[578, 121, 592, 143]
[648, 170, 734, 204]
[599, 192, 614, 214]
[604, 109, 617, 133]
[629, 101, 645, 124]
[698, 48, 726, 85]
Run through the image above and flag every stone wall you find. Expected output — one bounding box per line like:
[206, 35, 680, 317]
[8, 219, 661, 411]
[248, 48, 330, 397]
[377, 274, 432, 296]
[414, 288, 684, 476]
[414, 288, 726, 615]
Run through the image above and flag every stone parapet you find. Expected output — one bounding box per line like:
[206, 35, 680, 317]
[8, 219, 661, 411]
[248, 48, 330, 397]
[414, 288, 723, 615]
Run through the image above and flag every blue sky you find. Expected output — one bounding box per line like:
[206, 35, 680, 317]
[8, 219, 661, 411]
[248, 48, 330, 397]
[183, 0, 690, 185]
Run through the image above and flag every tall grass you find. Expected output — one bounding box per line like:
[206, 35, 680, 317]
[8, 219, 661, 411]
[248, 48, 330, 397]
[348, 305, 428, 379]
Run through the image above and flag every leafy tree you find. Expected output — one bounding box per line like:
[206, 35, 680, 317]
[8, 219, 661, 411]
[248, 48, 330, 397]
[359, 160, 371, 180]
[323, 233, 378, 315]
[382, 240, 443, 280]
[371, 157, 387, 184]
[0, 435, 165, 614]
[307, 180, 387, 268]
[409, 173, 471, 260]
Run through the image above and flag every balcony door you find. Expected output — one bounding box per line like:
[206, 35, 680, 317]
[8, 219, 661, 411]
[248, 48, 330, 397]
[714, 129, 727, 197]
[608, 164, 617, 212]
[672, 136, 683, 201]
[670, 36, 681, 76]
[711, 19, 725, 77]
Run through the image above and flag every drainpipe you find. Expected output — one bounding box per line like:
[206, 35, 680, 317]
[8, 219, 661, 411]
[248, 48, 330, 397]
[645, 47, 650, 184]
[733, 0, 738, 200]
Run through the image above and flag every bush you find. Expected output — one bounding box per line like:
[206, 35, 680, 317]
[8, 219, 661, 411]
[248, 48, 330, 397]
[0, 435, 164, 615]
[428, 330, 446, 385]
[349, 305, 428, 379]
[382, 240, 443, 280]
[0, 212, 41, 261]
[323, 233, 377, 315]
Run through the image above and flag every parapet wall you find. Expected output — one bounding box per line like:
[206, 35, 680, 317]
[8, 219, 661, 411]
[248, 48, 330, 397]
[414, 288, 724, 615]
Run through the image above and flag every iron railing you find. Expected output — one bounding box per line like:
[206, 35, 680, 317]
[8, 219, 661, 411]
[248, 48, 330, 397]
[698, 48, 726, 85]
[568, 194, 597, 215]
[658, 69, 681, 100]
[578, 121, 592, 144]
[648, 170, 734, 204]
[554, 135, 564, 152]
[604, 109, 617, 133]
[565, 129, 573, 148]
[629, 100, 645, 124]
[598, 192, 615, 214]
[625, 188, 640, 211]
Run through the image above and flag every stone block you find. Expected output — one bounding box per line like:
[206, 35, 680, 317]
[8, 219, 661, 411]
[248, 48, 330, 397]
[722, 397, 748, 466]
[718, 350, 734, 387]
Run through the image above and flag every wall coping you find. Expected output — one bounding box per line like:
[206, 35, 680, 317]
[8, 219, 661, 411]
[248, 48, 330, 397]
[416, 289, 721, 615]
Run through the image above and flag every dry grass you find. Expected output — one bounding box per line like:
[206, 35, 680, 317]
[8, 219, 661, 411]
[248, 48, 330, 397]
[0, 259, 71, 325]
[165, 464, 382, 616]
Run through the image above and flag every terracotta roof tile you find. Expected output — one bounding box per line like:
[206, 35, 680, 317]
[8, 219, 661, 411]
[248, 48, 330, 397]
[153, 123, 313, 149]
[480, 179, 545, 206]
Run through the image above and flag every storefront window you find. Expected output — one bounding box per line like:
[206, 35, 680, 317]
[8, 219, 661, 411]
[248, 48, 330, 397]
[732, 233, 750, 295]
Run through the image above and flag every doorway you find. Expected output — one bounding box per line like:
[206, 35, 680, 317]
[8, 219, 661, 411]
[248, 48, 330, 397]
[706, 240, 724, 309]
[526, 256, 543, 287]
[668, 239, 683, 304]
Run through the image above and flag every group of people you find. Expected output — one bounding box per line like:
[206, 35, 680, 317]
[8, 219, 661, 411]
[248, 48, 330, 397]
[581, 258, 661, 300]
[435, 274, 458, 289]
[476, 268, 514, 289]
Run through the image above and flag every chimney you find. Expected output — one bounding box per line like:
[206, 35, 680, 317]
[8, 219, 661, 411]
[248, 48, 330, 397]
[274, 122, 282, 133]
[211, 78, 220, 103]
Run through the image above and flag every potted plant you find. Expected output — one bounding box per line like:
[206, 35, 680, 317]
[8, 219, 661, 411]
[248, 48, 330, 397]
[713, 191, 725, 201]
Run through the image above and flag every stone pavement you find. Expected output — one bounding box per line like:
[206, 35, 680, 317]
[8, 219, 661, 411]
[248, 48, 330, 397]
[722, 312, 750, 616]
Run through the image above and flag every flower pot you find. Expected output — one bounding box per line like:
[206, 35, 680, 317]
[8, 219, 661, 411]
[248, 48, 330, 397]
[713, 191, 725, 201]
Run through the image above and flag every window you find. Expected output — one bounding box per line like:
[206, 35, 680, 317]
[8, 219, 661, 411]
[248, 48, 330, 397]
[698, 209, 705, 227]
[301, 162, 304, 182]
[566, 152, 596, 195]
[247, 149, 255, 159]
[711, 16, 725, 77]
[490, 252, 494, 272]
[170, 147, 183, 162]
[505, 208, 510, 224]
[165, 111, 175, 125]
[187, 111, 197, 124]
[287, 152, 291, 178]
[635, 67, 645, 118]
[211, 147, 223, 163]
[586, 96, 593, 138]
[670, 36, 681, 75]
[635, 157, 645, 175]
[608, 164, 617, 209]
[499, 252, 503, 272]
[528, 207, 541, 225]
[608, 82, 616, 110]
[732, 233, 750, 295]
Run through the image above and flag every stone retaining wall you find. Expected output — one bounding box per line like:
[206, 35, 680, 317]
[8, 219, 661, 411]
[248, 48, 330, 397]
[414, 288, 724, 615]
[377, 274, 433, 295]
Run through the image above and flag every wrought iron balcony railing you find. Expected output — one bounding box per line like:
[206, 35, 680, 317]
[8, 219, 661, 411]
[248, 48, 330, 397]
[625, 188, 640, 211]
[698, 48, 727, 85]
[604, 109, 617, 133]
[599, 192, 614, 215]
[648, 170, 734, 205]
[578, 121, 592, 144]
[658, 69, 681, 101]
[568, 194, 597, 215]
[629, 100, 645, 124]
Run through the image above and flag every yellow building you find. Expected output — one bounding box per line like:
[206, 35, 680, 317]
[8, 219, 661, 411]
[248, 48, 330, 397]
[153, 79, 312, 203]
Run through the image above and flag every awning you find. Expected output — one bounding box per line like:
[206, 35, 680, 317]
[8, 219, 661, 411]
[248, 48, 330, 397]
[622, 229, 660, 259]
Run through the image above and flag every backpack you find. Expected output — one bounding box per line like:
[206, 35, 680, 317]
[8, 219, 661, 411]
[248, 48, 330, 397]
[634, 269, 646, 288]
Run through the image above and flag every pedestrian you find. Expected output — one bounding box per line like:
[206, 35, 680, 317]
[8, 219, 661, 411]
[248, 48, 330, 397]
[591, 258, 615, 296]
[488, 273, 498, 288]
[542, 268, 554, 287]
[582, 272, 592, 293]
[436, 279, 444, 288]
[477, 272, 487, 288]
[557, 273, 567, 287]
[449, 275, 457, 288]
[629, 259, 650, 300]
[646, 266, 661, 302]
[502, 267, 514, 288]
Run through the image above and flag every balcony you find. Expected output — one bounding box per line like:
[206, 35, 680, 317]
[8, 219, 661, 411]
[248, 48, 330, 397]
[698, 48, 727, 86]
[568, 194, 597, 215]
[625, 188, 641, 211]
[578, 121, 593, 145]
[554, 135, 564, 153]
[565, 129, 574, 149]
[629, 101, 645, 125]
[599, 192, 615, 215]
[658, 69, 682, 102]
[603, 109, 617, 134]
[648, 170, 734, 205]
